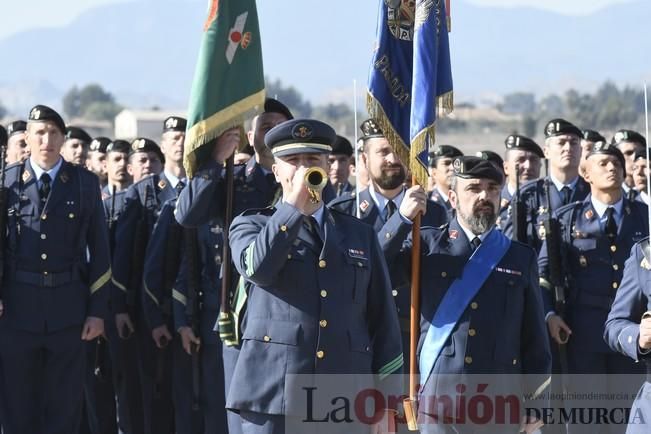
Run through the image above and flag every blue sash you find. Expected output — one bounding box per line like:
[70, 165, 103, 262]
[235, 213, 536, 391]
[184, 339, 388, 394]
[418, 229, 511, 386]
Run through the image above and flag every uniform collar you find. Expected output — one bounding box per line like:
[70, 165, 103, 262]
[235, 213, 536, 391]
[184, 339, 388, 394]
[368, 183, 406, 214]
[590, 195, 624, 220]
[310, 203, 326, 229]
[163, 170, 186, 189]
[30, 157, 63, 183]
[435, 186, 450, 203]
[549, 174, 578, 193]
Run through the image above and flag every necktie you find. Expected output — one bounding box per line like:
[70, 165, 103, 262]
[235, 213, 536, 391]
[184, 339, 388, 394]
[385, 200, 397, 221]
[303, 215, 323, 246]
[605, 207, 617, 241]
[560, 186, 572, 206]
[39, 173, 51, 202]
[175, 180, 185, 196]
[471, 237, 481, 251]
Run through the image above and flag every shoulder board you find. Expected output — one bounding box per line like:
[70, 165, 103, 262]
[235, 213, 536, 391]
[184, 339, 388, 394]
[328, 192, 356, 206]
[239, 206, 275, 217]
[554, 200, 582, 217]
[5, 161, 24, 172]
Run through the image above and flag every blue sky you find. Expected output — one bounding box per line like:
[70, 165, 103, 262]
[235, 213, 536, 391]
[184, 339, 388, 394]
[0, 0, 634, 41]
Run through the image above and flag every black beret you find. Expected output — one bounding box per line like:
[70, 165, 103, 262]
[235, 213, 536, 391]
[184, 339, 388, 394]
[476, 150, 504, 168]
[29, 105, 66, 134]
[634, 149, 650, 162]
[612, 129, 647, 147]
[453, 156, 504, 184]
[264, 98, 293, 120]
[582, 129, 606, 143]
[107, 139, 131, 154]
[429, 145, 463, 167]
[504, 134, 544, 158]
[129, 137, 164, 163]
[89, 137, 111, 153]
[587, 141, 626, 172]
[0, 126, 6, 147]
[264, 119, 335, 158]
[331, 135, 353, 157]
[360, 118, 384, 141]
[6, 120, 27, 137]
[544, 118, 582, 139]
[65, 126, 92, 144]
[163, 116, 187, 133]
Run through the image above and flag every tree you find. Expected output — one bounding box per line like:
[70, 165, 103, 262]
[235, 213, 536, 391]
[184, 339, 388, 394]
[0, 99, 7, 119]
[63, 86, 81, 118]
[83, 101, 123, 122]
[266, 77, 313, 117]
[62, 83, 121, 121]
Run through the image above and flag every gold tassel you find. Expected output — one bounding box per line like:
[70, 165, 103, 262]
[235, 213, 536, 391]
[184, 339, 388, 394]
[366, 91, 455, 188]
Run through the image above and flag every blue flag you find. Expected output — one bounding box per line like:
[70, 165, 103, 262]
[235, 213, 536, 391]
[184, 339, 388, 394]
[367, 0, 453, 186]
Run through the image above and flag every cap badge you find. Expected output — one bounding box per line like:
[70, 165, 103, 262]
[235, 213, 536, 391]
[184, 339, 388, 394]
[31, 108, 41, 120]
[292, 123, 313, 139]
[546, 122, 556, 136]
[166, 118, 178, 129]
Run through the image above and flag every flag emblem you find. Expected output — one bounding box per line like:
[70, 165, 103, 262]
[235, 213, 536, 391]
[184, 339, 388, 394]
[226, 12, 251, 64]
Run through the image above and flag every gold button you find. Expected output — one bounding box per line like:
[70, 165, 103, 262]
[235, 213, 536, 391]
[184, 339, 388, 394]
[319, 260, 327, 268]
[392, 290, 398, 297]
[41, 253, 47, 260]
[316, 350, 325, 359]
[319, 320, 327, 328]
[468, 329, 476, 337]
[613, 264, 619, 271]
[287, 254, 292, 259]
[41, 214, 47, 220]
[385, 233, 391, 239]
[40, 234, 47, 240]
[263, 335, 271, 342]
[611, 245, 617, 252]
[512, 358, 518, 365]
[68, 213, 75, 219]
[280, 225, 287, 232]
[470, 302, 478, 310]
[441, 271, 448, 278]
[357, 262, 363, 267]
[320, 290, 327, 298]
[612, 282, 618, 289]
[465, 356, 473, 364]
[43, 271, 48, 275]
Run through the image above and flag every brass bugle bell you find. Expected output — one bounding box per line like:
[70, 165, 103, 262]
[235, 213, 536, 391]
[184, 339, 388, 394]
[304, 167, 328, 204]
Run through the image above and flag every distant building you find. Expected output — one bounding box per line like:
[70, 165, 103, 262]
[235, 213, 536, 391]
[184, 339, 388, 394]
[114, 109, 186, 140]
[66, 118, 113, 138]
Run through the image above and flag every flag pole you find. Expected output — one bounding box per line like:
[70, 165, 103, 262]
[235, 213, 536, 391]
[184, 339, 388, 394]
[644, 82, 650, 238]
[404, 175, 421, 431]
[354, 79, 361, 218]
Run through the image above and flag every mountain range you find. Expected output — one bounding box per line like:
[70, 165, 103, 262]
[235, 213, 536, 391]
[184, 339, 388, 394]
[0, 0, 649, 116]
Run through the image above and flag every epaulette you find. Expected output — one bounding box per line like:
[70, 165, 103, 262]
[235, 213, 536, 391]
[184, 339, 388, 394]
[328, 192, 356, 207]
[554, 200, 583, 219]
[640, 238, 651, 270]
[239, 206, 275, 217]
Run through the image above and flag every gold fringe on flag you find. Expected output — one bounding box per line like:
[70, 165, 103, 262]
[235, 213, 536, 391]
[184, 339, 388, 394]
[183, 89, 265, 178]
[366, 90, 454, 188]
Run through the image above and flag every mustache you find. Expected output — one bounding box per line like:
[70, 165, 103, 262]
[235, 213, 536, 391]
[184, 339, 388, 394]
[473, 199, 496, 212]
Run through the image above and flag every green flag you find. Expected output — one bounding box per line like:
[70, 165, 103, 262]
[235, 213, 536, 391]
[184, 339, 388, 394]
[184, 0, 265, 178]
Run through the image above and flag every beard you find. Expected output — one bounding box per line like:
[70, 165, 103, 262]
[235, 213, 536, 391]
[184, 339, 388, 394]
[373, 164, 406, 190]
[459, 199, 497, 235]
